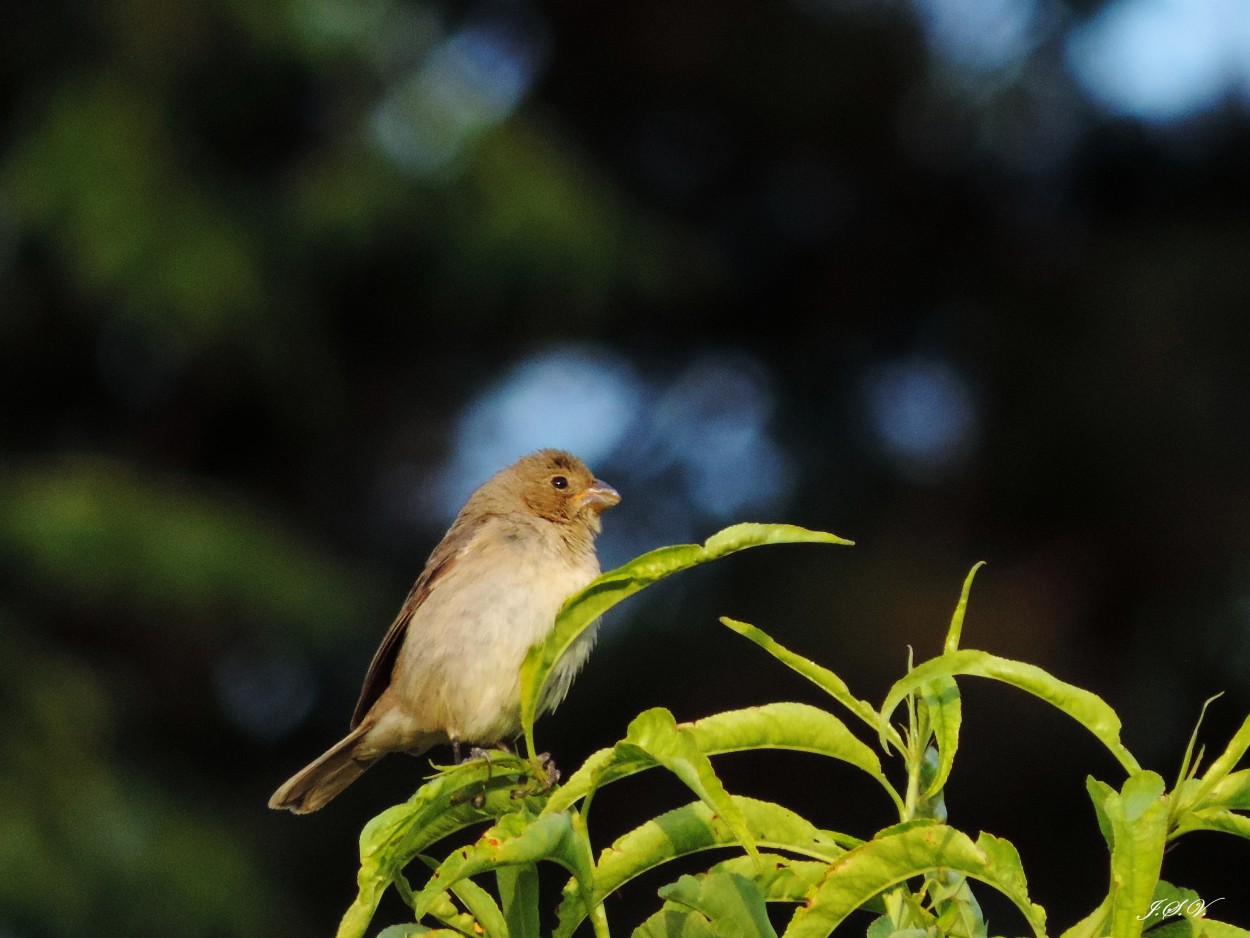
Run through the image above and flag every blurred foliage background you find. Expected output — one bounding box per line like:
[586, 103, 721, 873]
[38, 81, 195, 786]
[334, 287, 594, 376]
[3, 0, 1250, 934]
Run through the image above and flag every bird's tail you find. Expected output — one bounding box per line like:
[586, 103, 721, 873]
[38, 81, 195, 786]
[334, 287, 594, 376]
[269, 723, 379, 814]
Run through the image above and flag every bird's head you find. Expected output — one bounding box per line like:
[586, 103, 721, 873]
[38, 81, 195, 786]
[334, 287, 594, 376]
[511, 449, 620, 532]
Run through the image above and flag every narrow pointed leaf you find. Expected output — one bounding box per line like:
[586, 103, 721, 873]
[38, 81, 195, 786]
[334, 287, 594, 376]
[919, 564, 980, 799]
[918, 678, 960, 802]
[1173, 694, 1223, 807]
[546, 703, 893, 816]
[415, 856, 509, 938]
[1194, 769, 1250, 811]
[447, 877, 509, 938]
[659, 872, 778, 938]
[708, 855, 834, 903]
[420, 888, 480, 938]
[931, 874, 986, 938]
[944, 563, 985, 654]
[613, 708, 759, 861]
[721, 618, 901, 752]
[1060, 895, 1112, 938]
[520, 524, 852, 755]
[1086, 776, 1117, 849]
[554, 797, 849, 938]
[497, 865, 538, 938]
[337, 760, 539, 938]
[880, 649, 1140, 775]
[411, 811, 595, 925]
[782, 824, 1046, 938]
[1171, 807, 1250, 841]
[1189, 714, 1250, 809]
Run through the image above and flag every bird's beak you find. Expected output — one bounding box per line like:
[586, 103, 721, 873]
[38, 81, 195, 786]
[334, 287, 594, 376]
[576, 479, 621, 512]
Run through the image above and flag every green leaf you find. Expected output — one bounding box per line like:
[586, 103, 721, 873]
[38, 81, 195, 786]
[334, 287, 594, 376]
[548, 702, 895, 816]
[782, 824, 1046, 938]
[448, 876, 509, 938]
[720, 618, 902, 753]
[1132, 882, 1247, 938]
[414, 855, 510, 938]
[683, 704, 884, 782]
[930, 874, 986, 938]
[658, 872, 778, 938]
[410, 810, 595, 926]
[918, 678, 961, 803]
[916, 565, 982, 805]
[1086, 777, 1118, 849]
[617, 708, 760, 861]
[1143, 924, 1196, 938]
[520, 524, 852, 756]
[1061, 894, 1113, 938]
[707, 855, 834, 903]
[1174, 695, 1223, 801]
[636, 904, 718, 938]
[944, 563, 985, 654]
[419, 887, 485, 938]
[1105, 772, 1169, 938]
[864, 925, 928, 938]
[338, 759, 541, 938]
[1187, 714, 1250, 810]
[1171, 807, 1250, 841]
[1172, 767, 1250, 842]
[555, 797, 849, 938]
[880, 649, 1141, 775]
[497, 865, 538, 938]
[1195, 921, 1250, 938]
[1138, 881, 1205, 932]
[1195, 769, 1250, 811]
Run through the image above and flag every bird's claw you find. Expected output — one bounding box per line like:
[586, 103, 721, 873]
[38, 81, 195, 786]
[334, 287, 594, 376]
[508, 753, 560, 798]
[537, 752, 561, 788]
[525, 752, 561, 790]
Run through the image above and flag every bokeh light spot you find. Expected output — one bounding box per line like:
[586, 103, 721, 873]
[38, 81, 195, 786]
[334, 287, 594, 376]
[862, 356, 978, 480]
[214, 647, 317, 741]
[1065, 0, 1250, 123]
[909, 0, 1043, 73]
[371, 10, 548, 176]
[434, 345, 642, 517]
[650, 354, 793, 519]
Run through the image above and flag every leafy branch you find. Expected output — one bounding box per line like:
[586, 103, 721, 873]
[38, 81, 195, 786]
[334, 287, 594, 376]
[332, 524, 1250, 938]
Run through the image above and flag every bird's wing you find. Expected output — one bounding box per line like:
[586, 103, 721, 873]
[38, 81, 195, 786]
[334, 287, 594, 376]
[349, 524, 476, 729]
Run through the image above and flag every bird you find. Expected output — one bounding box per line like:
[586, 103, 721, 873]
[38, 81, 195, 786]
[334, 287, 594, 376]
[269, 449, 620, 814]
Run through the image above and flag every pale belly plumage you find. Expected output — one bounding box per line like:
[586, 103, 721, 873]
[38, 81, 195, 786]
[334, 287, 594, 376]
[382, 521, 601, 746]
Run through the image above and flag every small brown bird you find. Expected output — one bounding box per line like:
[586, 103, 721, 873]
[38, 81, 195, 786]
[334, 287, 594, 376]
[269, 449, 619, 814]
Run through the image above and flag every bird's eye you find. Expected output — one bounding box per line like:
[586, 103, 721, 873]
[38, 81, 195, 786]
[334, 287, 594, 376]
[551, 475, 569, 490]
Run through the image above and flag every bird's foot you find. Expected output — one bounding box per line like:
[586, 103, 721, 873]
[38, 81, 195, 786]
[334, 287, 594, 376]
[448, 746, 495, 808]
[537, 752, 561, 788]
[511, 752, 560, 799]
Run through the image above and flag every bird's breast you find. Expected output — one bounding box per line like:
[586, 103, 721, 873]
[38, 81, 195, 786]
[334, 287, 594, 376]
[389, 524, 600, 741]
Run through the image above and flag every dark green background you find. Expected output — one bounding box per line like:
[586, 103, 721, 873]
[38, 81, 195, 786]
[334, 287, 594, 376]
[3, 0, 1249, 934]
